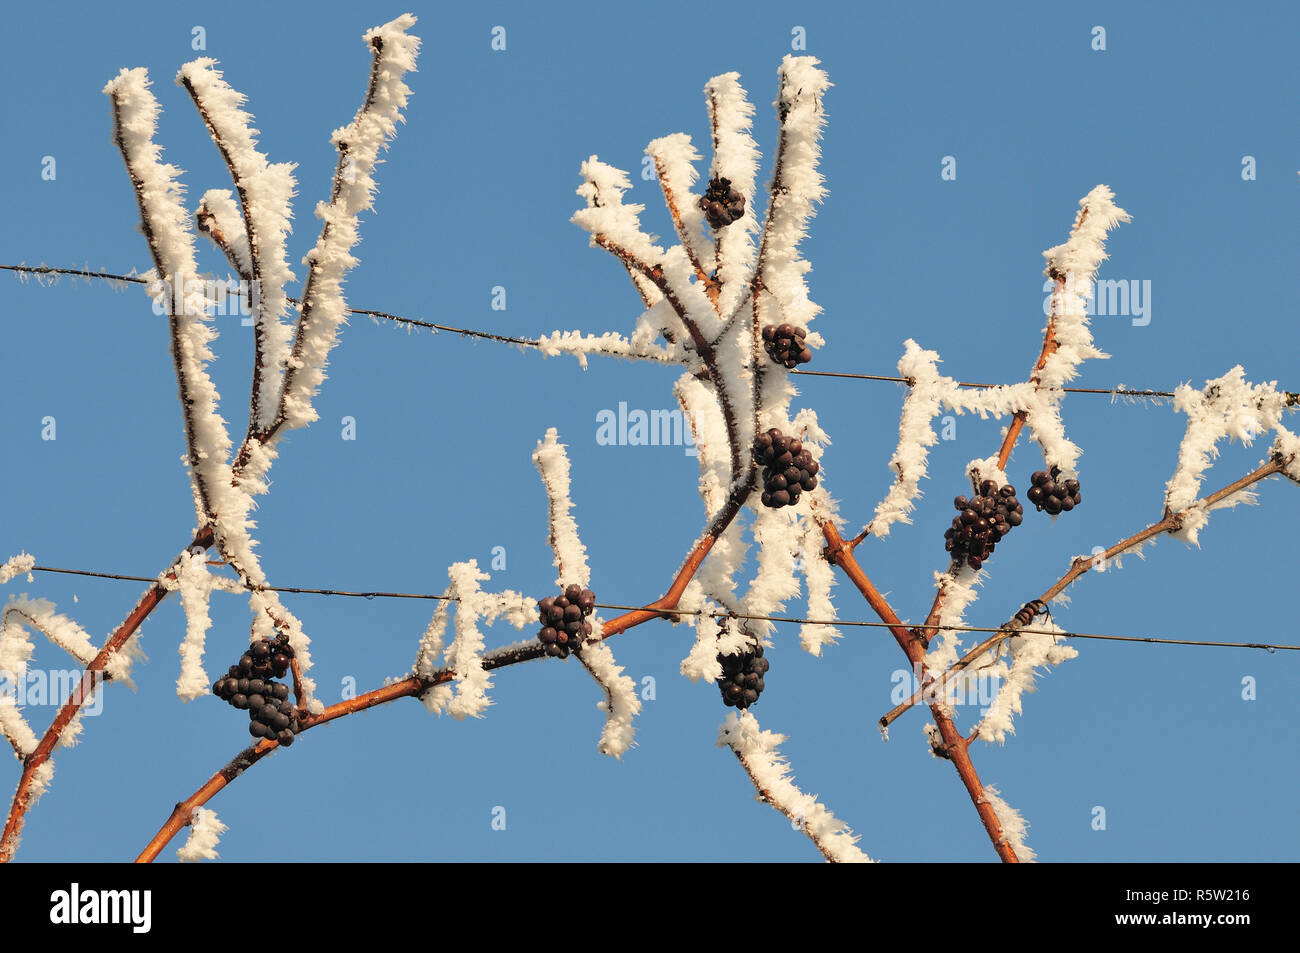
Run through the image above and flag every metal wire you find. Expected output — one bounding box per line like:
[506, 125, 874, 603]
[0, 262, 1213, 400]
[26, 565, 1299, 653]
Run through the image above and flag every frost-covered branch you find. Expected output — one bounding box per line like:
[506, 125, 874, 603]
[575, 630, 641, 759]
[163, 551, 244, 700]
[177, 58, 297, 433]
[532, 429, 590, 587]
[646, 134, 712, 286]
[744, 56, 830, 337]
[105, 66, 246, 540]
[820, 521, 1023, 861]
[972, 620, 1077, 744]
[531, 430, 641, 754]
[245, 13, 420, 458]
[0, 578, 164, 860]
[978, 784, 1035, 862]
[177, 806, 227, 862]
[717, 711, 870, 862]
[415, 562, 532, 720]
[915, 187, 1128, 663]
[703, 72, 759, 316]
[1164, 366, 1290, 542]
[195, 190, 252, 280]
[879, 453, 1297, 734]
[1012, 185, 1130, 474]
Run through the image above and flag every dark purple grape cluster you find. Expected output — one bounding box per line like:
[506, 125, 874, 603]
[761, 323, 812, 369]
[717, 639, 769, 710]
[1027, 467, 1081, 515]
[699, 176, 745, 229]
[943, 480, 1024, 571]
[537, 584, 596, 659]
[211, 634, 300, 747]
[755, 428, 819, 509]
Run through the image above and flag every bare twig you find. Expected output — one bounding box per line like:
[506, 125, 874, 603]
[819, 521, 1020, 862]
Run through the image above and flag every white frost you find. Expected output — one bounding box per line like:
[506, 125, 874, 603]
[717, 711, 871, 863]
[980, 783, 1036, 862]
[531, 429, 590, 587]
[1164, 367, 1288, 545]
[974, 619, 1078, 744]
[177, 807, 228, 862]
[576, 623, 641, 758]
[0, 554, 35, 586]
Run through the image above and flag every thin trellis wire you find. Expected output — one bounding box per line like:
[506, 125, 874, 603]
[25, 564, 1299, 653]
[8, 262, 1249, 402]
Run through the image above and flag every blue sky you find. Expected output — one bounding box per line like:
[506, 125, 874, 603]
[0, 0, 1297, 862]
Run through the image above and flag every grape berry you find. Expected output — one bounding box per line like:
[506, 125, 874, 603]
[537, 584, 596, 659]
[754, 428, 819, 509]
[1027, 466, 1081, 515]
[943, 480, 1024, 571]
[761, 323, 812, 369]
[211, 634, 300, 746]
[699, 176, 745, 229]
[717, 638, 769, 710]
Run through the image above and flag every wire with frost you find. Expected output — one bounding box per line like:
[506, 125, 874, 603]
[531, 328, 676, 369]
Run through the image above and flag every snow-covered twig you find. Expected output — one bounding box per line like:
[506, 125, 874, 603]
[978, 784, 1035, 862]
[195, 189, 252, 279]
[177, 57, 297, 433]
[177, 806, 227, 862]
[973, 619, 1078, 744]
[745, 56, 830, 337]
[254, 14, 420, 449]
[575, 627, 641, 759]
[1021, 185, 1131, 476]
[532, 327, 678, 369]
[1164, 367, 1289, 542]
[646, 133, 712, 284]
[717, 711, 870, 862]
[417, 562, 532, 720]
[105, 66, 248, 543]
[531, 429, 590, 587]
[703, 72, 759, 316]
[164, 551, 243, 700]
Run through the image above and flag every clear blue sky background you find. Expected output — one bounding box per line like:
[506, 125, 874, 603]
[1, 0, 1297, 862]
